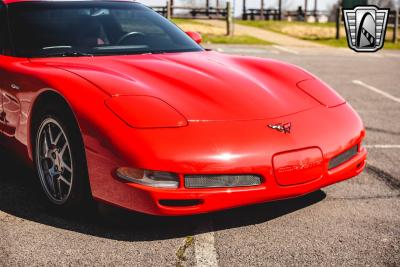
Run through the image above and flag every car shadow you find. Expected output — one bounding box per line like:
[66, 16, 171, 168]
[0, 150, 326, 242]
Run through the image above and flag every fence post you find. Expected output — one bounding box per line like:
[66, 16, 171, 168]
[314, 0, 318, 23]
[260, 0, 265, 20]
[336, 6, 341, 40]
[394, 8, 399, 44]
[304, 0, 308, 22]
[226, 1, 233, 36]
[167, 1, 171, 19]
[242, 0, 247, 20]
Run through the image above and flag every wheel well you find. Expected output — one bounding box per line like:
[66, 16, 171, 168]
[29, 91, 81, 159]
[29, 90, 92, 205]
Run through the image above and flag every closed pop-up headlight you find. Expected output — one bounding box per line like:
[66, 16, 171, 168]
[105, 95, 188, 128]
[297, 79, 346, 108]
[116, 167, 180, 188]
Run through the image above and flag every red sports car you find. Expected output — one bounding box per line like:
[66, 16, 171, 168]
[0, 0, 367, 216]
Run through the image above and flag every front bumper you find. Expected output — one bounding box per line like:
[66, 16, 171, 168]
[85, 103, 367, 216]
[96, 146, 366, 216]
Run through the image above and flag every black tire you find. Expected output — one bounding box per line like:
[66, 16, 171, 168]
[32, 100, 92, 210]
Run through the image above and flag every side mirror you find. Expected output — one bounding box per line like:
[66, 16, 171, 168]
[186, 31, 202, 44]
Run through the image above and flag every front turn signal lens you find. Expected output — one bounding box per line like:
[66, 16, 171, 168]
[116, 167, 179, 188]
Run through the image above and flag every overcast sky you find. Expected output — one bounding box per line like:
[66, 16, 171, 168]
[137, 0, 339, 14]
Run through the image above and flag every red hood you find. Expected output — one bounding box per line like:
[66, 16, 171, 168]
[32, 51, 320, 121]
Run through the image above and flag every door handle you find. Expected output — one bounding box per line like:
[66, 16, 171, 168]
[10, 84, 20, 90]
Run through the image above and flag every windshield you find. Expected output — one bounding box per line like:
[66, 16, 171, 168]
[8, 1, 203, 57]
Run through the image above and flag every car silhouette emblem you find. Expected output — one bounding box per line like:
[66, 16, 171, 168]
[268, 123, 291, 134]
[343, 6, 389, 52]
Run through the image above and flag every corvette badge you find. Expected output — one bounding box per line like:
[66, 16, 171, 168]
[268, 123, 291, 134]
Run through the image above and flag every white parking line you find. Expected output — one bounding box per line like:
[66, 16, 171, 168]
[195, 220, 218, 267]
[364, 145, 400, 148]
[352, 80, 400, 103]
[272, 45, 299, 55]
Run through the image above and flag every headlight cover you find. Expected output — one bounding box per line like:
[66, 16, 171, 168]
[105, 95, 188, 128]
[116, 167, 180, 188]
[297, 79, 345, 108]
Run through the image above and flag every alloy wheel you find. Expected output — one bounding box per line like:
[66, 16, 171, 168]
[35, 118, 73, 204]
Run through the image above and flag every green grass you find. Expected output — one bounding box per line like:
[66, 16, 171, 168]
[237, 20, 400, 49]
[172, 18, 272, 45]
[172, 18, 400, 48]
[202, 34, 273, 45]
[171, 18, 206, 26]
[383, 42, 400, 50]
[238, 20, 338, 28]
[236, 20, 336, 33]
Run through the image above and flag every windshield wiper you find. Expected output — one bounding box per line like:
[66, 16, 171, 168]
[42, 51, 94, 58]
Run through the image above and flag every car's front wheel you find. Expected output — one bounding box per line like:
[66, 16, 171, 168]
[33, 102, 91, 209]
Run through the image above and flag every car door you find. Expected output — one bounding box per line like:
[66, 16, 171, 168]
[0, 2, 5, 134]
[0, 65, 22, 137]
[0, 2, 22, 138]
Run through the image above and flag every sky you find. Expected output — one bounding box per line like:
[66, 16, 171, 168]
[137, 0, 339, 15]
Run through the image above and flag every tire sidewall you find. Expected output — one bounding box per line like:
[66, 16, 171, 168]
[32, 102, 91, 209]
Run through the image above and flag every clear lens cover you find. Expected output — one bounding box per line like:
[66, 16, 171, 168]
[116, 167, 179, 188]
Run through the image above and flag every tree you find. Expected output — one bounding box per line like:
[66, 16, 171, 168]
[368, 0, 396, 8]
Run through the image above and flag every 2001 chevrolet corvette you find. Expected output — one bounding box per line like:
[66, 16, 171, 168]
[0, 0, 367, 216]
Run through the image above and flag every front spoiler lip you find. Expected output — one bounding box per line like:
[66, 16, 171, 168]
[98, 147, 367, 216]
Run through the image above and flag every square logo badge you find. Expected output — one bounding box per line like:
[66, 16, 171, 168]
[343, 6, 389, 52]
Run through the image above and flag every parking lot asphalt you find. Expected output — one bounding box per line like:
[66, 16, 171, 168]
[1, 45, 399, 266]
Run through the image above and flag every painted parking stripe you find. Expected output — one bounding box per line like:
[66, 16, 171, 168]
[364, 145, 400, 148]
[353, 80, 400, 103]
[195, 220, 218, 267]
[272, 45, 299, 55]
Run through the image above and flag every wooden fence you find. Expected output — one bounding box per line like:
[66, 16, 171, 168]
[151, 5, 228, 19]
